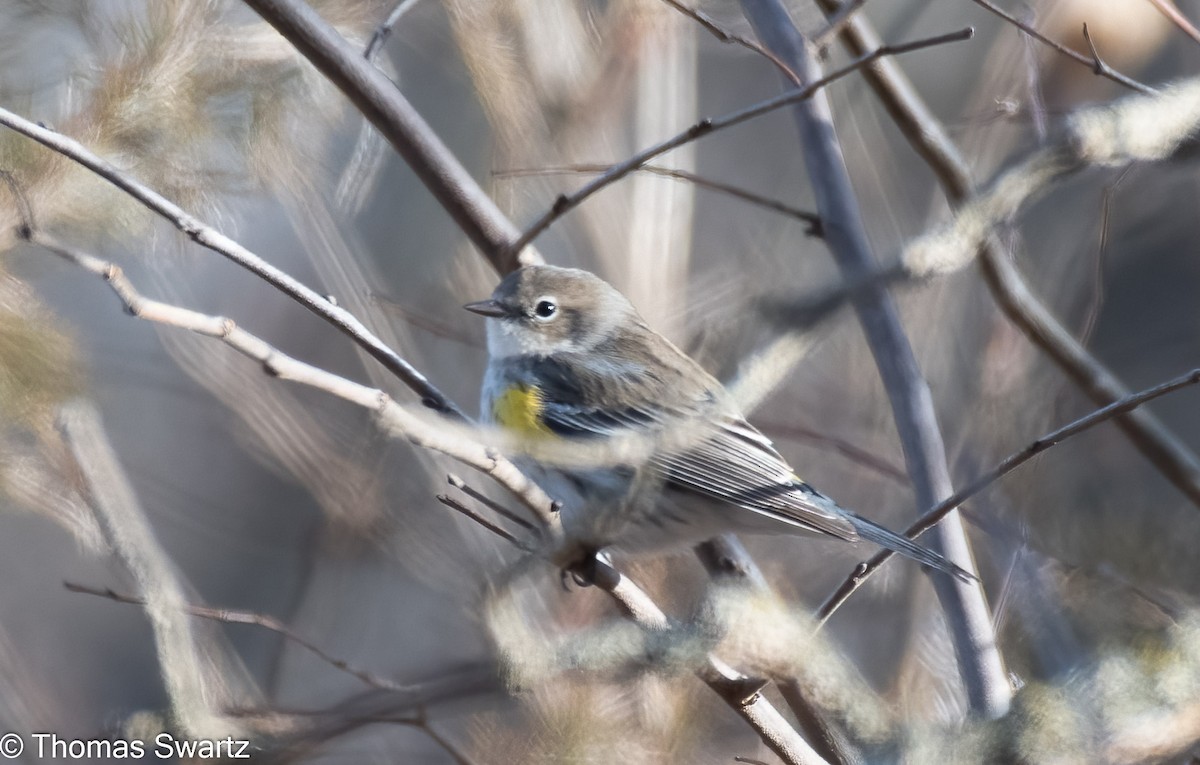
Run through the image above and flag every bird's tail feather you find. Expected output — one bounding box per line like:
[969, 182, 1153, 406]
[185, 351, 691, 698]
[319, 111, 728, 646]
[848, 515, 976, 584]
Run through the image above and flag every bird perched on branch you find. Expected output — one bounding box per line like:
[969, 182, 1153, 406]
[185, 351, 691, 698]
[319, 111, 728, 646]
[465, 265, 972, 583]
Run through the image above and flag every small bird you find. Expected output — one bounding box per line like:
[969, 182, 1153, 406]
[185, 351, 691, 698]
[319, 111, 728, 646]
[465, 265, 971, 582]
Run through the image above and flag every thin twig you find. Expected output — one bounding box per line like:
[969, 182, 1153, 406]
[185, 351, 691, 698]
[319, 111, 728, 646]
[64, 581, 412, 692]
[436, 494, 531, 550]
[817, 367, 1200, 623]
[738, 0, 1008, 718]
[506, 27, 973, 256]
[657, 0, 801, 85]
[812, 0, 1200, 512]
[497, 163, 822, 235]
[363, 0, 423, 61]
[447, 474, 538, 532]
[970, 0, 1155, 94]
[0, 106, 463, 417]
[1144, 0, 1200, 46]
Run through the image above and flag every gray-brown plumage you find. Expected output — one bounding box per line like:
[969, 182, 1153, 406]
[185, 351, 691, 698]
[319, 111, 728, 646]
[466, 265, 971, 581]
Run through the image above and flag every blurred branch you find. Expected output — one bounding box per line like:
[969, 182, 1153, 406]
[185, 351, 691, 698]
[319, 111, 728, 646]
[969, 0, 1154, 93]
[363, 0, 423, 61]
[738, 0, 1008, 718]
[810, 1, 1200, 509]
[584, 556, 831, 765]
[818, 366, 1200, 623]
[657, 0, 801, 85]
[58, 402, 239, 739]
[238, 662, 503, 763]
[64, 581, 413, 693]
[697, 536, 859, 765]
[242, 0, 534, 273]
[0, 107, 462, 417]
[497, 163, 822, 235]
[1144, 0, 1200, 46]
[507, 27, 972, 255]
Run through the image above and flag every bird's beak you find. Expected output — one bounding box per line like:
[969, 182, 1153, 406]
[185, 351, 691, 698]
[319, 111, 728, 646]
[463, 299, 510, 318]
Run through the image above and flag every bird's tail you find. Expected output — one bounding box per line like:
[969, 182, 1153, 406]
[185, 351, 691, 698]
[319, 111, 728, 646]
[848, 514, 977, 584]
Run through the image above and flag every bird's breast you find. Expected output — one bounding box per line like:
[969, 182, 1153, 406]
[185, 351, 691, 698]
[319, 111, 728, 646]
[490, 383, 555, 439]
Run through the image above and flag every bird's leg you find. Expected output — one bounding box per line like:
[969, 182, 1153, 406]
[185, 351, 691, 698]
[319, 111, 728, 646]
[561, 548, 601, 590]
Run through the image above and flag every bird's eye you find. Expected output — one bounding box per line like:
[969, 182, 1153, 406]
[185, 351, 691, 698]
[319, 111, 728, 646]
[534, 298, 557, 320]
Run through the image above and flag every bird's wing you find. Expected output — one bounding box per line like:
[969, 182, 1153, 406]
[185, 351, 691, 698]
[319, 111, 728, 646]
[648, 416, 858, 541]
[520, 353, 858, 541]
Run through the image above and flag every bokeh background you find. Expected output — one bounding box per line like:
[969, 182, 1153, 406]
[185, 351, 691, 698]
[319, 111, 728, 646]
[1, 0, 1199, 762]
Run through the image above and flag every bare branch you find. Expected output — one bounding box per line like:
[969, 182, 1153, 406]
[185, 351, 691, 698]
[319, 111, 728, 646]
[242, 0, 534, 273]
[506, 27, 972, 255]
[818, 366, 1200, 623]
[970, 0, 1155, 94]
[811, 1, 1200, 510]
[0, 106, 461, 416]
[497, 163, 822, 235]
[64, 581, 412, 693]
[738, 0, 1008, 717]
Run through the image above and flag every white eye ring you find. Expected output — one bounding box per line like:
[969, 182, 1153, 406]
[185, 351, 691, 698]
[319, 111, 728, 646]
[533, 297, 558, 321]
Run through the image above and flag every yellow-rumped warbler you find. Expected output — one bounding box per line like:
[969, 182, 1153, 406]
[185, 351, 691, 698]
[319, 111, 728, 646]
[466, 265, 970, 581]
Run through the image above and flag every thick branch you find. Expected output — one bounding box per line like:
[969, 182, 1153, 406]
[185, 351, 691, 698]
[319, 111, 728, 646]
[242, 0, 532, 273]
[811, 1, 1200, 511]
[737, 0, 1010, 717]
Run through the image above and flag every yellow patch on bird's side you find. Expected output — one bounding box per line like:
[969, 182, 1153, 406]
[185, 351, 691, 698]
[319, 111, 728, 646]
[492, 384, 554, 439]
